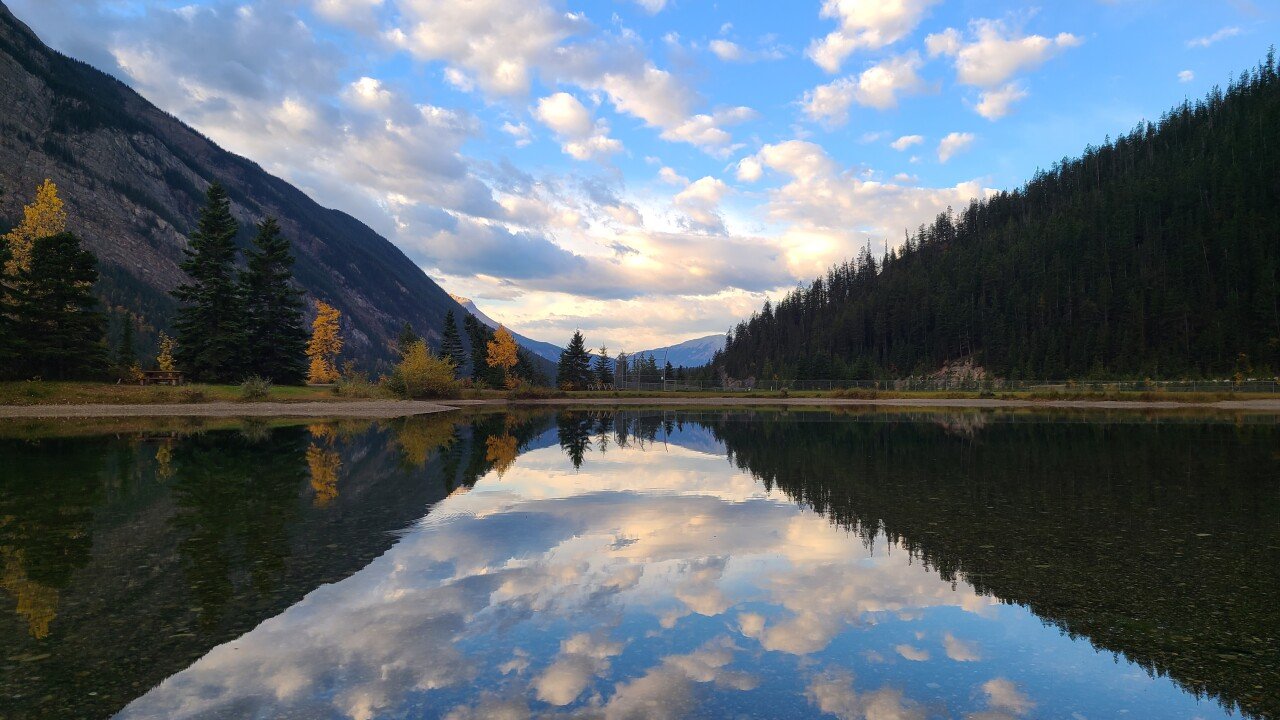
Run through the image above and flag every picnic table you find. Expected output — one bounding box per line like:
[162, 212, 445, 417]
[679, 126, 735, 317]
[139, 370, 184, 386]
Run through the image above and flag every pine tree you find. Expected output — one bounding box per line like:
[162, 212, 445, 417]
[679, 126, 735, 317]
[172, 184, 246, 383]
[306, 300, 343, 384]
[664, 360, 674, 381]
[240, 217, 308, 384]
[439, 310, 465, 372]
[9, 233, 106, 379]
[397, 321, 420, 357]
[594, 346, 614, 386]
[3, 179, 66, 275]
[116, 313, 137, 369]
[486, 325, 520, 389]
[0, 236, 14, 372]
[556, 330, 592, 390]
[463, 314, 502, 386]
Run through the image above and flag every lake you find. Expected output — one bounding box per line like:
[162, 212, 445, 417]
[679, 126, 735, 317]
[1, 409, 1277, 719]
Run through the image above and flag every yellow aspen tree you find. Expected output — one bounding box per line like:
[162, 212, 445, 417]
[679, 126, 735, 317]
[3, 179, 67, 274]
[486, 325, 520, 389]
[306, 443, 341, 507]
[306, 300, 343, 384]
[156, 332, 177, 372]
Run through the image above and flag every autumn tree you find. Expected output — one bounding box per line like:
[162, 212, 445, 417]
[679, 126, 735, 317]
[306, 300, 343, 384]
[3, 179, 66, 275]
[9, 233, 106, 379]
[241, 217, 308, 384]
[392, 339, 460, 398]
[172, 184, 246, 382]
[156, 332, 176, 372]
[487, 325, 520, 389]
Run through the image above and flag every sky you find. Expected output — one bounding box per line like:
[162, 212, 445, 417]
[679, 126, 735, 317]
[9, 0, 1275, 351]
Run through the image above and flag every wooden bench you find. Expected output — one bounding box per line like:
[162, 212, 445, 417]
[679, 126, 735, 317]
[139, 370, 184, 386]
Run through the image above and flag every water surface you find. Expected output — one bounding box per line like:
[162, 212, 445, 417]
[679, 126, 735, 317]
[1, 410, 1276, 719]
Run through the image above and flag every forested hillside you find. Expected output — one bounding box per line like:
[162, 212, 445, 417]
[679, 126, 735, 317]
[717, 52, 1280, 382]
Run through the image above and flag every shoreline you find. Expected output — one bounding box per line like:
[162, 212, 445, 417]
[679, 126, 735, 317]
[2, 396, 1280, 418]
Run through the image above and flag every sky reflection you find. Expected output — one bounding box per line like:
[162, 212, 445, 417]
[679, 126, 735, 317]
[117, 418, 1237, 720]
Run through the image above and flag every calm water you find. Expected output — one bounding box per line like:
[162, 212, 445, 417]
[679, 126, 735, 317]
[1, 410, 1277, 720]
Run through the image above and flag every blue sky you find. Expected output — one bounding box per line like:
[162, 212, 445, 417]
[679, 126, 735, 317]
[11, 0, 1274, 350]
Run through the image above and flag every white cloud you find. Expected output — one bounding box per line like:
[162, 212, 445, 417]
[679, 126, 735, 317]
[807, 0, 941, 73]
[891, 134, 924, 151]
[673, 176, 731, 234]
[927, 19, 1082, 88]
[1178, 69, 1195, 83]
[632, 0, 667, 13]
[937, 132, 975, 162]
[1187, 26, 1240, 48]
[500, 121, 533, 146]
[802, 53, 925, 125]
[659, 106, 756, 157]
[710, 39, 745, 62]
[974, 82, 1028, 120]
[533, 92, 593, 136]
[533, 92, 623, 161]
[943, 633, 981, 662]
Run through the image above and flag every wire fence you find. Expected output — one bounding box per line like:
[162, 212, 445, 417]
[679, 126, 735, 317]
[603, 378, 1280, 394]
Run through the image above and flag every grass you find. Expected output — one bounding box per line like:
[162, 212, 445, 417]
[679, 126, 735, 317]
[0, 381, 361, 406]
[1, 381, 1276, 407]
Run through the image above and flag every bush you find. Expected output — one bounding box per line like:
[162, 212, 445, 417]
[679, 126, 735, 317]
[335, 362, 380, 398]
[507, 383, 566, 400]
[387, 341, 461, 399]
[239, 375, 272, 401]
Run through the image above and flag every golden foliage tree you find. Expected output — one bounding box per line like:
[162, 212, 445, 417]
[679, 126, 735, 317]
[156, 332, 177, 372]
[485, 434, 519, 477]
[394, 340, 461, 398]
[3, 179, 67, 275]
[487, 325, 520, 389]
[306, 300, 343, 384]
[306, 443, 342, 507]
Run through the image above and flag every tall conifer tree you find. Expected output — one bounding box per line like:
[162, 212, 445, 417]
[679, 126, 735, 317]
[440, 310, 466, 373]
[172, 184, 246, 382]
[241, 217, 308, 384]
[594, 346, 614, 385]
[10, 232, 105, 379]
[556, 330, 592, 390]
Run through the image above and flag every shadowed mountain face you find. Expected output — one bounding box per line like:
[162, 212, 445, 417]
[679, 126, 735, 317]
[0, 2, 466, 364]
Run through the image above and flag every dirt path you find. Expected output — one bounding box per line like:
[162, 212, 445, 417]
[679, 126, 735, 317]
[2, 396, 1279, 418]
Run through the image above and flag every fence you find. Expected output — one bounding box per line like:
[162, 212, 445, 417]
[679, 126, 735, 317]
[600, 378, 1280, 394]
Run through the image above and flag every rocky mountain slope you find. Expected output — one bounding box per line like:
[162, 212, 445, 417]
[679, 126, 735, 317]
[0, 2, 465, 365]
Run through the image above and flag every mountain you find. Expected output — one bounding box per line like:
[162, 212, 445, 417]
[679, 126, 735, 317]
[0, 2, 465, 366]
[632, 334, 725, 368]
[717, 52, 1280, 382]
[450, 294, 565, 364]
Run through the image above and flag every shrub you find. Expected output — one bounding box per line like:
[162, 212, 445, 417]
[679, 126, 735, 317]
[335, 362, 380, 398]
[239, 375, 272, 401]
[388, 341, 461, 399]
[507, 383, 566, 400]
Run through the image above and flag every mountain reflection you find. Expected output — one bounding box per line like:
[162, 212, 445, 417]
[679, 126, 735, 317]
[102, 409, 1277, 720]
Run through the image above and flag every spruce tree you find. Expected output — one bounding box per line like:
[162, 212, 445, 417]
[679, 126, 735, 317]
[397, 321, 421, 357]
[172, 184, 246, 382]
[594, 346, 614, 385]
[240, 217, 308, 384]
[556, 330, 592, 390]
[116, 313, 137, 369]
[10, 233, 106, 379]
[439, 310, 465, 371]
[0, 237, 14, 374]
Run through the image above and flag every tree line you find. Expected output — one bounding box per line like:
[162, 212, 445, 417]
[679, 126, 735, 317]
[716, 51, 1280, 384]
